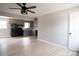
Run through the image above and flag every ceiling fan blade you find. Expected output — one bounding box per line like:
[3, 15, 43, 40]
[9, 8, 21, 9]
[27, 6, 36, 9]
[16, 3, 22, 7]
[27, 10, 35, 13]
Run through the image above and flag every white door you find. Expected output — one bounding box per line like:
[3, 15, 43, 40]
[69, 12, 79, 51]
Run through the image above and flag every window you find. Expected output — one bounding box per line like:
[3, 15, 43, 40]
[0, 21, 7, 29]
[24, 22, 30, 29]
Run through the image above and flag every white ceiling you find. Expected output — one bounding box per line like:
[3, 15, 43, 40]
[0, 3, 78, 18]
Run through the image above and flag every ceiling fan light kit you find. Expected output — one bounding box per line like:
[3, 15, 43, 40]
[9, 3, 36, 15]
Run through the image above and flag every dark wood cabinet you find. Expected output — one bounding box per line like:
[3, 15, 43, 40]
[11, 24, 23, 37]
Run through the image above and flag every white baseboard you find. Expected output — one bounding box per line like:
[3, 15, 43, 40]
[38, 39, 67, 49]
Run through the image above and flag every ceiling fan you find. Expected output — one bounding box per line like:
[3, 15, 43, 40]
[9, 3, 36, 14]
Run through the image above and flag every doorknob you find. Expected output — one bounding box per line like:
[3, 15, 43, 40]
[69, 33, 71, 35]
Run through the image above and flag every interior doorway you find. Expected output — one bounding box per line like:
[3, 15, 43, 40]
[69, 12, 79, 52]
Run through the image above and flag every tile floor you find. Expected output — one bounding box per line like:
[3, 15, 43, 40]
[0, 36, 78, 56]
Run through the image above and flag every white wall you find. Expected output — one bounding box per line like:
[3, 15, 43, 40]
[10, 19, 24, 25]
[33, 18, 38, 35]
[38, 6, 79, 47]
[38, 11, 68, 46]
[0, 17, 10, 37]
